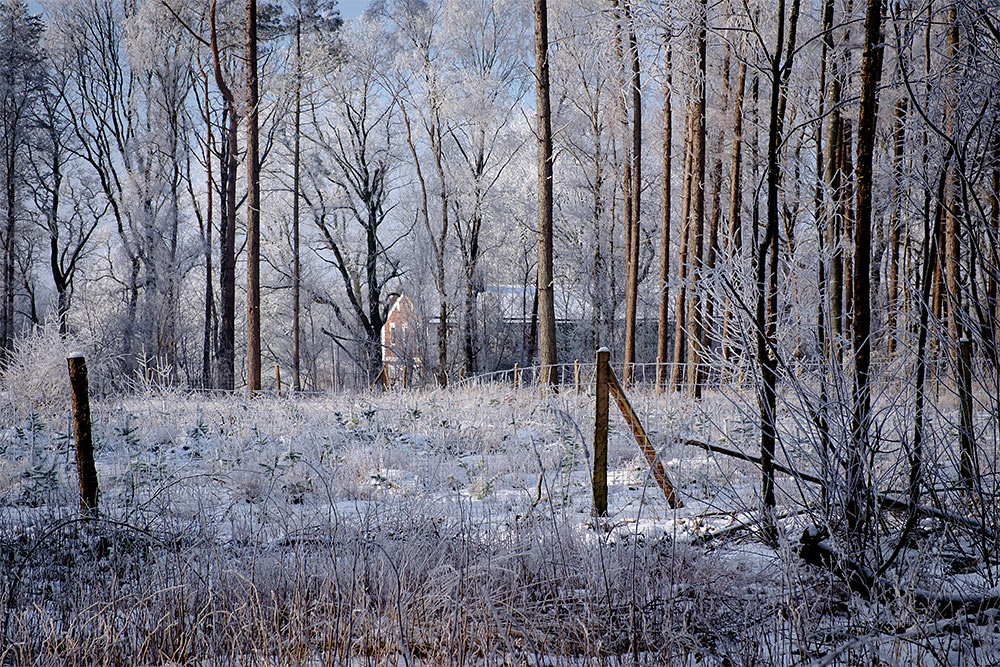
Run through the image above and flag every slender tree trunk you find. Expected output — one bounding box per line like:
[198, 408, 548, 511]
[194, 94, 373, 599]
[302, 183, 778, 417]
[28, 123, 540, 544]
[685, 1, 708, 398]
[822, 0, 844, 358]
[655, 34, 673, 391]
[722, 58, 747, 363]
[841, 119, 856, 337]
[909, 156, 950, 526]
[990, 133, 1000, 352]
[623, 0, 641, 385]
[534, 0, 558, 385]
[292, 17, 302, 391]
[758, 0, 800, 539]
[527, 274, 538, 361]
[2, 144, 15, 362]
[433, 125, 449, 387]
[218, 109, 238, 390]
[203, 77, 215, 388]
[461, 168, 484, 375]
[887, 97, 907, 358]
[813, 1, 834, 501]
[671, 109, 694, 389]
[590, 111, 607, 350]
[210, 0, 238, 391]
[702, 47, 730, 383]
[246, 0, 262, 393]
[611, 0, 634, 383]
[846, 0, 884, 553]
[943, 4, 963, 345]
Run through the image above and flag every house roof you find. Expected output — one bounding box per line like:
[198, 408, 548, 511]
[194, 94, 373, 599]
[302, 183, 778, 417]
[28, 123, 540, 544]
[480, 284, 589, 323]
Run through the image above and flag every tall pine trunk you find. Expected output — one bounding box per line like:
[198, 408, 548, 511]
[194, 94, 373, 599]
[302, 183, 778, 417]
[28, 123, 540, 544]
[292, 16, 302, 391]
[886, 97, 907, 358]
[534, 0, 558, 385]
[684, 0, 707, 398]
[655, 30, 672, 391]
[721, 58, 746, 363]
[671, 108, 694, 389]
[246, 0, 262, 392]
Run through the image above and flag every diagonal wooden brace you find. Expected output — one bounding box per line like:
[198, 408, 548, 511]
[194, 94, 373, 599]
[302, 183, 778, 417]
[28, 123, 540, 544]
[606, 366, 682, 509]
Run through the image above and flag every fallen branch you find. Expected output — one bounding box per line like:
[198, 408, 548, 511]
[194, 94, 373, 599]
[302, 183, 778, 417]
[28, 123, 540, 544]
[876, 495, 997, 541]
[797, 526, 1000, 618]
[678, 438, 997, 541]
[678, 438, 823, 485]
[691, 508, 810, 546]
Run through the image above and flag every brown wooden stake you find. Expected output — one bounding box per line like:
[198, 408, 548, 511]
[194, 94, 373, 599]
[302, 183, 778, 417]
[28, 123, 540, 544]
[593, 349, 610, 516]
[574, 359, 581, 393]
[513, 363, 520, 391]
[275, 363, 281, 395]
[606, 363, 682, 508]
[67, 355, 98, 517]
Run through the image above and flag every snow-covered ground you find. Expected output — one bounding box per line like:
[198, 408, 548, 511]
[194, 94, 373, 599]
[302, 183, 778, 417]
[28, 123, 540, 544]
[2, 384, 998, 665]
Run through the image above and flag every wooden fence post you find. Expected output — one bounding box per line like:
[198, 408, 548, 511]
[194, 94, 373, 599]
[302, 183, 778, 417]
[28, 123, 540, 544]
[574, 359, 581, 393]
[67, 354, 99, 517]
[593, 349, 610, 516]
[513, 363, 520, 391]
[275, 364, 281, 395]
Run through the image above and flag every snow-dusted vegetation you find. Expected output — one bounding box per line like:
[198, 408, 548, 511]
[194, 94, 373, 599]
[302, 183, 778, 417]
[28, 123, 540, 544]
[3, 0, 1000, 661]
[2, 377, 998, 665]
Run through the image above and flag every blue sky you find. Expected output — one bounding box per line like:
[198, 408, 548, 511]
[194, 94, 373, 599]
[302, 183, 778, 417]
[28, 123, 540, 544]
[338, 0, 368, 18]
[27, 0, 369, 21]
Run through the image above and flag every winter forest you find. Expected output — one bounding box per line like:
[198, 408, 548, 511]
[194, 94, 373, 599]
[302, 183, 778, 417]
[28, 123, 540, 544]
[2, 0, 1000, 662]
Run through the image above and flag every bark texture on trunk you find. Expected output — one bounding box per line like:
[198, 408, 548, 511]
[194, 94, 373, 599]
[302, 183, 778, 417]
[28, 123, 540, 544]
[292, 17, 302, 391]
[722, 58, 746, 363]
[847, 0, 885, 552]
[210, 0, 238, 391]
[534, 0, 558, 385]
[622, 0, 641, 385]
[685, 0, 708, 398]
[246, 0, 262, 393]
[655, 33, 672, 391]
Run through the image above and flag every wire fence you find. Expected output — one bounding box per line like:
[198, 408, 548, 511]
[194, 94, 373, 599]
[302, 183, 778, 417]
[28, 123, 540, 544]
[450, 360, 752, 393]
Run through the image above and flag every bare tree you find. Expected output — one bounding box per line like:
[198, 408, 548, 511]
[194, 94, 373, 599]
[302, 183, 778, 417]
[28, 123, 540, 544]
[306, 18, 401, 384]
[28, 65, 100, 334]
[0, 0, 43, 360]
[756, 0, 801, 537]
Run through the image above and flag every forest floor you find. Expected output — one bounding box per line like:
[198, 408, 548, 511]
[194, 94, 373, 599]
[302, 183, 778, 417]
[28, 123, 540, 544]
[1, 383, 999, 665]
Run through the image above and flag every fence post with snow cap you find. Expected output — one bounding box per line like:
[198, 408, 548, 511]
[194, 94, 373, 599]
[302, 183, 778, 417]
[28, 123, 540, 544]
[67, 353, 99, 517]
[593, 349, 610, 516]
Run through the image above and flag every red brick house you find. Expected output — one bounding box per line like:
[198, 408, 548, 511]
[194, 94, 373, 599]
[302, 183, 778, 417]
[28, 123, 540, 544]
[381, 294, 423, 384]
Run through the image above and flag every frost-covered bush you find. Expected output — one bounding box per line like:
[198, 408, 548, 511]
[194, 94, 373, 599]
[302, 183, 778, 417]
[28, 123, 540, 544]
[0, 320, 120, 419]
